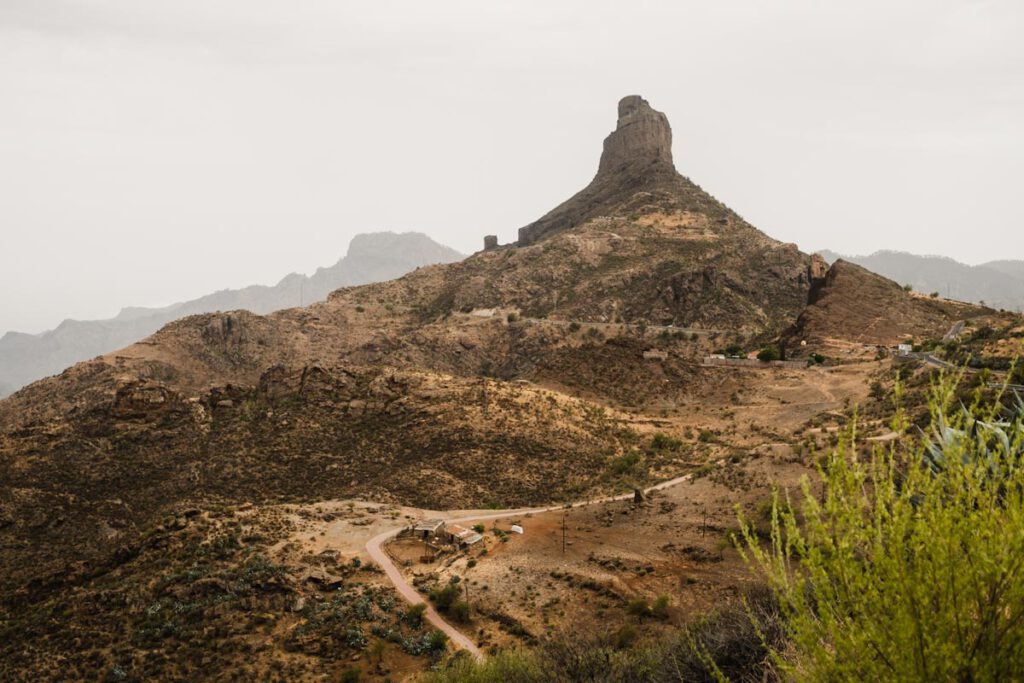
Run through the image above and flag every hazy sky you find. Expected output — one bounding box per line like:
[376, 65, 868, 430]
[2, 1, 1022, 334]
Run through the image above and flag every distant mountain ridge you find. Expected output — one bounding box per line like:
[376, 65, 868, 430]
[817, 249, 1024, 312]
[0, 232, 463, 397]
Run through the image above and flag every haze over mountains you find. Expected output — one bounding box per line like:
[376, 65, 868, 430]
[0, 232, 462, 397]
[818, 250, 1024, 312]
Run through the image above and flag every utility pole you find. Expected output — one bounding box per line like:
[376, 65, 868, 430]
[463, 575, 471, 611]
[561, 512, 566, 554]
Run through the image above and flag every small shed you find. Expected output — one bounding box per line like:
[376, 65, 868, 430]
[444, 524, 484, 547]
[413, 518, 446, 539]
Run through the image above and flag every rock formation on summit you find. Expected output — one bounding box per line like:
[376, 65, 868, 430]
[597, 95, 675, 176]
[517, 95, 685, 246]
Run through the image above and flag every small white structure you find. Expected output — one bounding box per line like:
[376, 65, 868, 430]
[510, 524, 524, 534]
[470, 308, 497, 318]
[897, 344, 913, 357]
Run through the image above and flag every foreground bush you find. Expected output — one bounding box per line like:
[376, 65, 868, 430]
[742, 378, 1024, 681]
[421, 588, 783, 682]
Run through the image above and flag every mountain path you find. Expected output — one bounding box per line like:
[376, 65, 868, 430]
[365, 471, 701, 660]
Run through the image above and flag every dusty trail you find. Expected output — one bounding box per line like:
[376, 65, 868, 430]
[365, 471, 700, 659]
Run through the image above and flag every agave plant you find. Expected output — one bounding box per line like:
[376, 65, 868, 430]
[922, 389, 1024, 475]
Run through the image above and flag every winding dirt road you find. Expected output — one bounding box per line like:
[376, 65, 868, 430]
[364, 471, 701, 659]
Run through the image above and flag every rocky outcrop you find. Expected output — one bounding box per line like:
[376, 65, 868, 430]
[516, 95, 723, 246]
[597, 95, 674, 176]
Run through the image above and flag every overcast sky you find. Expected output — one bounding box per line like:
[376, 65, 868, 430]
[2, 1, 1022, 334]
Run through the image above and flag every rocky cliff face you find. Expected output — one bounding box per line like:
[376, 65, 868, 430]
[597, 95, 674, 176]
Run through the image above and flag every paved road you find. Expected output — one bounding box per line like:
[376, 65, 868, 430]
[364, 470, 702, 660]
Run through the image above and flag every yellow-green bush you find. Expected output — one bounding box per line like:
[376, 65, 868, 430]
[741, 378, 1024, 681]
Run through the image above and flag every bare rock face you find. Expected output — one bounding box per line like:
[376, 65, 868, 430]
[597, 95, 674, 176]
[809, 253, 829, 283]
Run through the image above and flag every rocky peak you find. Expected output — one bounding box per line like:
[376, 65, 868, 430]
[516, 95, 683, 246]
[597, 95, 674, 176]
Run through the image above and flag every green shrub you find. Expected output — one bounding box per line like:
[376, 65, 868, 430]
[420, 649, 543, 682]
[614, 624, 638, 649]
[1011, 361, 1024, 386]
[740, 377, 1024, 681]
[426, 629, 449, 652]
[405, 602, 427, 626]
[651, 595, 670, 620]
[420, 588, 784, 682]
[609, 451, 644, 476]
[449, 600, 471, 623]
[723, 344, 744, 358]
[429, 583, 462, 612]
[756, 345, 780, 362]
[650, 433, 683, 451]
[568, 321, 581, 332]
[626, 598, 651, 620]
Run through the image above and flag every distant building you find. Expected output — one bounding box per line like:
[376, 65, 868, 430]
[444, 523, 484, 547]
[413, 518, 445, 539]
[898, 344, 913, 357]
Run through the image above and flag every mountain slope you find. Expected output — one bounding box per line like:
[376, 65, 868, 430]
[0, 232, 463, 397]
[818, 250, 1024, 312]
[788, 259, 989, 346]
[409, 95, 820, 333]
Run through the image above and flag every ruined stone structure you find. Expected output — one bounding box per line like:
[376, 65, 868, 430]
[483, 235, 498, 251]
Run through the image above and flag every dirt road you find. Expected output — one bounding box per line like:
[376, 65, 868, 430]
[364, 471, 701, 660]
